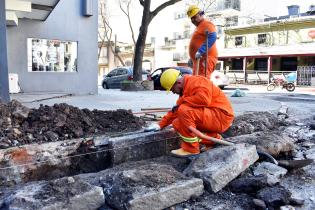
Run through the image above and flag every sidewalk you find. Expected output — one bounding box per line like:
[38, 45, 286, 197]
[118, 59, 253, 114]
[226, 84, 315, 95]
[10, 87, 282, 117]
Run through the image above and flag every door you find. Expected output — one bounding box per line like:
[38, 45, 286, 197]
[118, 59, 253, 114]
[113, 68, 129, 88]
[106, 69, 118, 88]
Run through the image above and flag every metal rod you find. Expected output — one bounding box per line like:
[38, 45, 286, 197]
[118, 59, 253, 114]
[196, 58, 200, 75]
[133, 110, 170, 115]
[205, 30, 209, 78]
[141, 107, 171, 111]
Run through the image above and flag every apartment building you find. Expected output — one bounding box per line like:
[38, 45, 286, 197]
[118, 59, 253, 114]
[220, 4, 315, 85]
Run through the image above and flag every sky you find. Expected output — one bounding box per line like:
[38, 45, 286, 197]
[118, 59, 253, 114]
[105, 0, 315, 44]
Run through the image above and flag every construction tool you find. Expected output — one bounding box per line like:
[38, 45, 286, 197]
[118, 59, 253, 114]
[205, 30, 209, 78]
[196, 57, 200, 75]
[133, 110, 170, 115]
[188, 126, 234, 146]
[141, 107, 171, 111]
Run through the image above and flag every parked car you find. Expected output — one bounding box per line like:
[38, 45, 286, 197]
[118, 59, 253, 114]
[102, 67, 149, 89]
[148, 66, 229, 90]
[147, 66, 192, 90]
[210, 70, 229, 89]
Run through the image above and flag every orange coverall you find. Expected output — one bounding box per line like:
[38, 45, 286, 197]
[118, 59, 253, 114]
[159, 75, 234, 153]
[189, 19, 218, 79]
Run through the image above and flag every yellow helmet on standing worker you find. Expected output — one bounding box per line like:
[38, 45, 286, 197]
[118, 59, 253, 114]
[187, 5, 201, 18]
[160, 69, 180, 92]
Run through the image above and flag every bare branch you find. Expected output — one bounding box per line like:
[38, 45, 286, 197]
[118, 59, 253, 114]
[150, 0, 181, 22]
[99, 2, 125, 66]
[119, 0, 136, 45]
[139, 0, 144, 7]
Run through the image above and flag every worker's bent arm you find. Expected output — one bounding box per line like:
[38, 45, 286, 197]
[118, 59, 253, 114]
[197, 32, 217, 55]
[159, 111, 177, 129]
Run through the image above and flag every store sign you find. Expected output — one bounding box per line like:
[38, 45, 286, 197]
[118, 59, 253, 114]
[27, 38, 78, 72]
[308, 30, 315, 39]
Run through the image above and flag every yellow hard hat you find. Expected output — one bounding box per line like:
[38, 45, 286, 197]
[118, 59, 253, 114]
[160, 69, 180, 92]
[187, 5, 200, 18]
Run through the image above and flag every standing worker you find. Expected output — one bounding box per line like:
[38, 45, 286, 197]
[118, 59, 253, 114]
[187, 5, 218, 79]
[145, 69, 234, 157]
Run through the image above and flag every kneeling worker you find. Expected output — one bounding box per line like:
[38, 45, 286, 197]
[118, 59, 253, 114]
[145, 69, 234, 157]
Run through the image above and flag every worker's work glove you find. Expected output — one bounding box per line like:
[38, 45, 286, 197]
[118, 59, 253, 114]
[172, 105, 179, 113]
[195, 51, 202, 60]
[144, 123, 161, 132]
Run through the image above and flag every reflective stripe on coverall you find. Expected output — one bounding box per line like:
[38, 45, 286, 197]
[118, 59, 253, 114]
[189, 19, 218, 79]
[159, 75, 234, 153]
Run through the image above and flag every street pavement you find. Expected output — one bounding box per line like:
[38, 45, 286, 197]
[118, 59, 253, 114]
[10, 85, 291, 116]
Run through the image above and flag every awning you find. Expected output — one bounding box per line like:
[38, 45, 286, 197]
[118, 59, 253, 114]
[6, 0, 60, 26]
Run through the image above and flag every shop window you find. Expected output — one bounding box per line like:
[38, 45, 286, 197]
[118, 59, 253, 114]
[27, 38, 78, 72]
[258, 34, 267, 44]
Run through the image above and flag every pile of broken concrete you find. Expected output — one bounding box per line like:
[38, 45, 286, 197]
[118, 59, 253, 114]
[0, 108, 314, 210]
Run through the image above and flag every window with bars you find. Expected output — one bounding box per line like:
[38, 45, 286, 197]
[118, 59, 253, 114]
[258, 34, 267, 44]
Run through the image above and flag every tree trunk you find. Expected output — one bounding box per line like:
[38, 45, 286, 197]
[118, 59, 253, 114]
[133, 0, 151, 81]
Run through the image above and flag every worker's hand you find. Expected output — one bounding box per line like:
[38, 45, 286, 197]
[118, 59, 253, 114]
[172, 105, 179, 113]
[144, 123, 161, 132]
[195, 51, 202, 60]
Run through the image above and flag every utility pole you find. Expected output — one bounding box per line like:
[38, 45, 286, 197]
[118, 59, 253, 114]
[0, 0, 10, 102]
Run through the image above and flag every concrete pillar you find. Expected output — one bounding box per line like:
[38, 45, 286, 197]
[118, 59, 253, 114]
[267, 56, 272, 83]
[0, 0, 10, 102]
[243, 57, 247, 84]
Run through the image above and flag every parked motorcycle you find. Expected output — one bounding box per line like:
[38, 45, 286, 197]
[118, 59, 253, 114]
[267, 76, 295, 92]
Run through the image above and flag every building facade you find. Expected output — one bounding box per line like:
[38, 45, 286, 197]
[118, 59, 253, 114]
[6, 0, 98, 94]
[220, 5, 315, 85]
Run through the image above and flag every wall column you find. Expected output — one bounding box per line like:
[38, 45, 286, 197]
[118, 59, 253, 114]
[243, 57, 247, 84]
[267, 56, 272, 83]
[0, 0, 10, 102]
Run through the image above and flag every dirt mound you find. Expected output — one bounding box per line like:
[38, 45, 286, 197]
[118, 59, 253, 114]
[0, 100, 144, 148]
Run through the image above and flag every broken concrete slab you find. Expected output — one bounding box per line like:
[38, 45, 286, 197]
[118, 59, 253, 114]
[228, 175, 269, 194]
[183, 144, 259, 193]
[108, 129, 180, 166]
[226, 131, 295, 157]
[0, 139, 83, 186]
[257, 186, 291, 209]
[253, 162, 288, 185]
[0, 137, 113, 187]
[1, 177, 104, 210]
[101, 163, 203, 210]
[175, 190, 256, 210]
[224, 112, 280, 137]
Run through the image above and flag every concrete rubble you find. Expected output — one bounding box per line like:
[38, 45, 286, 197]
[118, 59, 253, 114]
[1, 177, 104, 210]
[226, 131, 295, 156]
[100, 163, 203, 210]
[1, 104, 315, 210]
[253, 162, 288, 185]
[224, 111, 281, 137]
[183, 144, 259, 192]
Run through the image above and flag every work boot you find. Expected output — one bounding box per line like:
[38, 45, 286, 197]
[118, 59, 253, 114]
[170, 148, 199, 158]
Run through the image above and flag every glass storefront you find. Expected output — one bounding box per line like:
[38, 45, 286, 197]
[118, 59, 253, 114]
[27, 38, 78, 72]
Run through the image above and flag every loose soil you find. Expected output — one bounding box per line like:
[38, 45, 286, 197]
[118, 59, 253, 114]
[0, 100, 144, 148]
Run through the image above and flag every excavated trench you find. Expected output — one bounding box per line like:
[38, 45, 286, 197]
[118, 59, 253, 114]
[1, 101, 315, 210]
